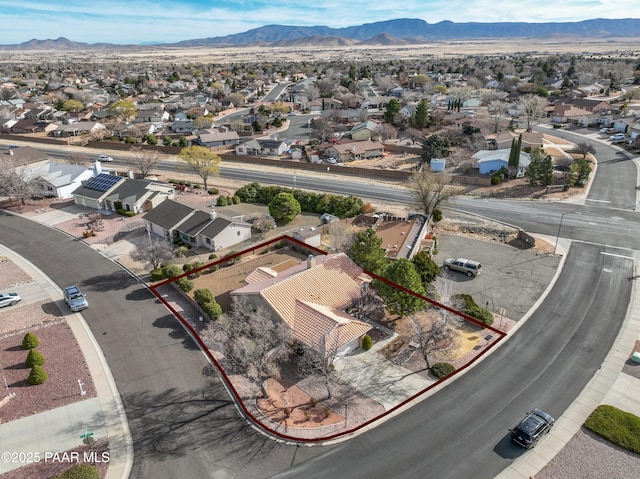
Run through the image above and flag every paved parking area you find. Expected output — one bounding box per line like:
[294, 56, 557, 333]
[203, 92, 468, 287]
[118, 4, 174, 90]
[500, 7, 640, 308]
[436, 233, 560, 321]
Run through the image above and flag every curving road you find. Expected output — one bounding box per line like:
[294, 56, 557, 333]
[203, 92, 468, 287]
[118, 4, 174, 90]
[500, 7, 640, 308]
[0, 127, 637, 478]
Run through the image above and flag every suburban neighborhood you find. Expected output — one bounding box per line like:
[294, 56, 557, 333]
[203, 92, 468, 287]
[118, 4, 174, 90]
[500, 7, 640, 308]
[0, 21, 639, 479]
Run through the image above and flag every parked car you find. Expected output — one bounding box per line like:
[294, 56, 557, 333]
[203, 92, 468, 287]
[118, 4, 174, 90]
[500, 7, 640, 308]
[609, 133, 626, 142]
[326, 157, 338, 164]
[98, 154, 114, 162]
[443, 258, 482, 277]
[599, 127, 617, 134]
[510, 409, 555, 449]
[63, 285, 89, 312]
[0, 292, 22, 308]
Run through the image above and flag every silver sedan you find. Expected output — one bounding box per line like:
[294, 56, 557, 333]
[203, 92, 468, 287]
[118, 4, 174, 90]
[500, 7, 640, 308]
[0, 292, 22, 308]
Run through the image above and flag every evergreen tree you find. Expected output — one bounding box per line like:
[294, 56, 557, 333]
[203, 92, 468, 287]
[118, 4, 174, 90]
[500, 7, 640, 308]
[374, 259, 427, 317]
[347, 228, 388, 275]
[384, 98, 402, 125]
[410, 99, 431, 129]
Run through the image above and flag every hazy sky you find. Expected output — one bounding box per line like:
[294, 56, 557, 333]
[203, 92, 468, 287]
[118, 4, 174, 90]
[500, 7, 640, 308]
[1, 0, 638, 45]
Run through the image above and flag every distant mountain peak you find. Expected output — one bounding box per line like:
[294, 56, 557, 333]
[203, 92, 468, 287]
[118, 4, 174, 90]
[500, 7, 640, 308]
[1, 18, 639, 49]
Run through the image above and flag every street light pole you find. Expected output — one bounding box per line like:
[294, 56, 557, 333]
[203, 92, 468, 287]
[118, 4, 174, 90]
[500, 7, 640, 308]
[554, 211, 581, 255]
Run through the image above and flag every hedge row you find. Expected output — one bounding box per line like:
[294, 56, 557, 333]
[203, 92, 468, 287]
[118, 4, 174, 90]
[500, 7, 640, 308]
[235, 182, 365, 219]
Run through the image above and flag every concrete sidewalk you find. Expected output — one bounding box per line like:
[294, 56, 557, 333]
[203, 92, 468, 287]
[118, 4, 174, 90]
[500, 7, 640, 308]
[495, 244, 640, 479]
[0, 245, 132, 479]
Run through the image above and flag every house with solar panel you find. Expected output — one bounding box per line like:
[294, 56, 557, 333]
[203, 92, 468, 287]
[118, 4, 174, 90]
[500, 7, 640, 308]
[235, 138, 290, 156]
[71, 165, 175, 213]
[142, 199, 251, 252]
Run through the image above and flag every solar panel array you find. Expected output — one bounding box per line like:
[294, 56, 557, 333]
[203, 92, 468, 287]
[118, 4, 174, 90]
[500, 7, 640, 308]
[85, 173, 121, 191]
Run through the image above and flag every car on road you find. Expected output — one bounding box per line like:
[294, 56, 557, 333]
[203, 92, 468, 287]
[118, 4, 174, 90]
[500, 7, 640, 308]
[609, 133, 626, 142]
[98, 154, 114, 162]
[63, 285, 89, 312]
[510, 409, 555, 449]
[443, 258, 482, 277]
[0, 292, 22, 308]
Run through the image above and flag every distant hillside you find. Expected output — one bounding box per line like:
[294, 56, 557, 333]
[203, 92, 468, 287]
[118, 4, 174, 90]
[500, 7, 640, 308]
[1, 18, 639, 49]
[172, 17, 640, 47]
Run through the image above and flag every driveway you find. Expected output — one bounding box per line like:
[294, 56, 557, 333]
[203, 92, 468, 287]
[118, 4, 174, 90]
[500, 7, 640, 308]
[436, 233, 560, 321]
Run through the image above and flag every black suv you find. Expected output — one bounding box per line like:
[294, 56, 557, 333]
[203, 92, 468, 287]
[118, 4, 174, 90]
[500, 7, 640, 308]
[510, 409, 554, 448]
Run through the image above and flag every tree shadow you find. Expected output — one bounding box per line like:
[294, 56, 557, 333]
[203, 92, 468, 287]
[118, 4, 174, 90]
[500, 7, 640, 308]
[152, 314, 200, 351]
[97, 383, 291, 474]
[79, 271, 138, 292]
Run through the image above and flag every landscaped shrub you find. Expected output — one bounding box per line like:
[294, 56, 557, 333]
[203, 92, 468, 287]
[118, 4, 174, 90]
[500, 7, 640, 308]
[208, 188, 219, 195]
[194, 289, 214, 305]
[22, 332, 40, 350]
[430, 362, 455, 378]
[454, 294, 494, 325]
[232, 195, 240, 204]
[116, 209, 136, 217]
[584, 404, 640, 454]
[189, 262, 204, 278]
[113, 201, 123, 210]
[361, 334, 373, 351]
[183, 263, 194, 273]
[174, 245, 190, 257]
[216, 195, 227, 206]
[201, 300, 222, 320]
[54, 463, 99, 479]
[162, 264, 183, 279]
[28, 365, 48, 385]
[150, 268, 164, 281]
[25, 349, 45, 367]
[431, 209, 443, 222]
[208, 253, 217, 260]
[176, 277, 194, 292]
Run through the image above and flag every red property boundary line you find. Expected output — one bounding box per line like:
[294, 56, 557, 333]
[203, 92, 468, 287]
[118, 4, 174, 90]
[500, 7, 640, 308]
[149, 234, 506, 444]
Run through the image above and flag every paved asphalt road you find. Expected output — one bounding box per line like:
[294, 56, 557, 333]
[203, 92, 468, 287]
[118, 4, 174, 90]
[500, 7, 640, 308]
[274, 242, 634, 479]
[0, 213, 299, 478]
[1, 128, 637, 478]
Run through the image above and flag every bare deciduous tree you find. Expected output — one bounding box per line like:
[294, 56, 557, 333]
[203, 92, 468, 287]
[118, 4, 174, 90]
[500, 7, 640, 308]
[410, 307, 460, 370]
[296, 337, 340, 399]
[130, 236, 175, 269]
[253, 215, 276, 233]
[202, 296, 292, 396]
[408, 169, 463, 217]
[0, 158, 43, 205]
[127, 147, 163, 178]
[517, 94, 547, 132]
[488, 100, 506, 134]
[326, 221, 355, 253]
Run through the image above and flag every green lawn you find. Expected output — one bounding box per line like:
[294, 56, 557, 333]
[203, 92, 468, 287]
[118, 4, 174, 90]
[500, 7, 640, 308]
[584, 404, 640, 454]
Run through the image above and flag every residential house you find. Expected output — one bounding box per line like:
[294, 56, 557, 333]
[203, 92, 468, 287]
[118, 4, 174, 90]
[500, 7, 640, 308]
[51, 121, 107, 137]
[235, 138, 290, 156]
[2, 146, 50, 167]
[472, 149, 531, 177]
[324, 140, 384, 162]
[231, 253, 372, 358]
[72, 172, 174, 213]
[142, 199, 251, 251]
[492, 131, 544, 150]
[171, 120, 195, 134]
[134, 109, 170, 123]
[196, 128, 241, 148]
[349, 120, 381, 141]
[550, 104, 597, 125]
[5, 119, 48, 134]
[29, 161, 95, 199]
[359, 213, 431, 260]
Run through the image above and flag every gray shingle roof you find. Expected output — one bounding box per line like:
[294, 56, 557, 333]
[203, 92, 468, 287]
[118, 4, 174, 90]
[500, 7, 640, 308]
[143, 199, 195, 230]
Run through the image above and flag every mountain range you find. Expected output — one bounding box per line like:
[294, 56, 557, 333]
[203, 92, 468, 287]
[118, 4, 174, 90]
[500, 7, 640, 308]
[2, 17, 640, 50]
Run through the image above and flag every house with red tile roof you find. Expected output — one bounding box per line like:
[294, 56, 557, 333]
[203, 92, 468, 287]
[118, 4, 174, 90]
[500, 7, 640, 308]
[231, 253, 372, 358]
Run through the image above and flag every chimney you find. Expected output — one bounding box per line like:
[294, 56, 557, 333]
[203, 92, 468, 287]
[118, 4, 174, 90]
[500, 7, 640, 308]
[210, 207, 217, 220]
[93, 160, 102, 175]
[127, 170, 134, 179]
[8, 149, 14, 156]
[306, 254, 316, 269]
